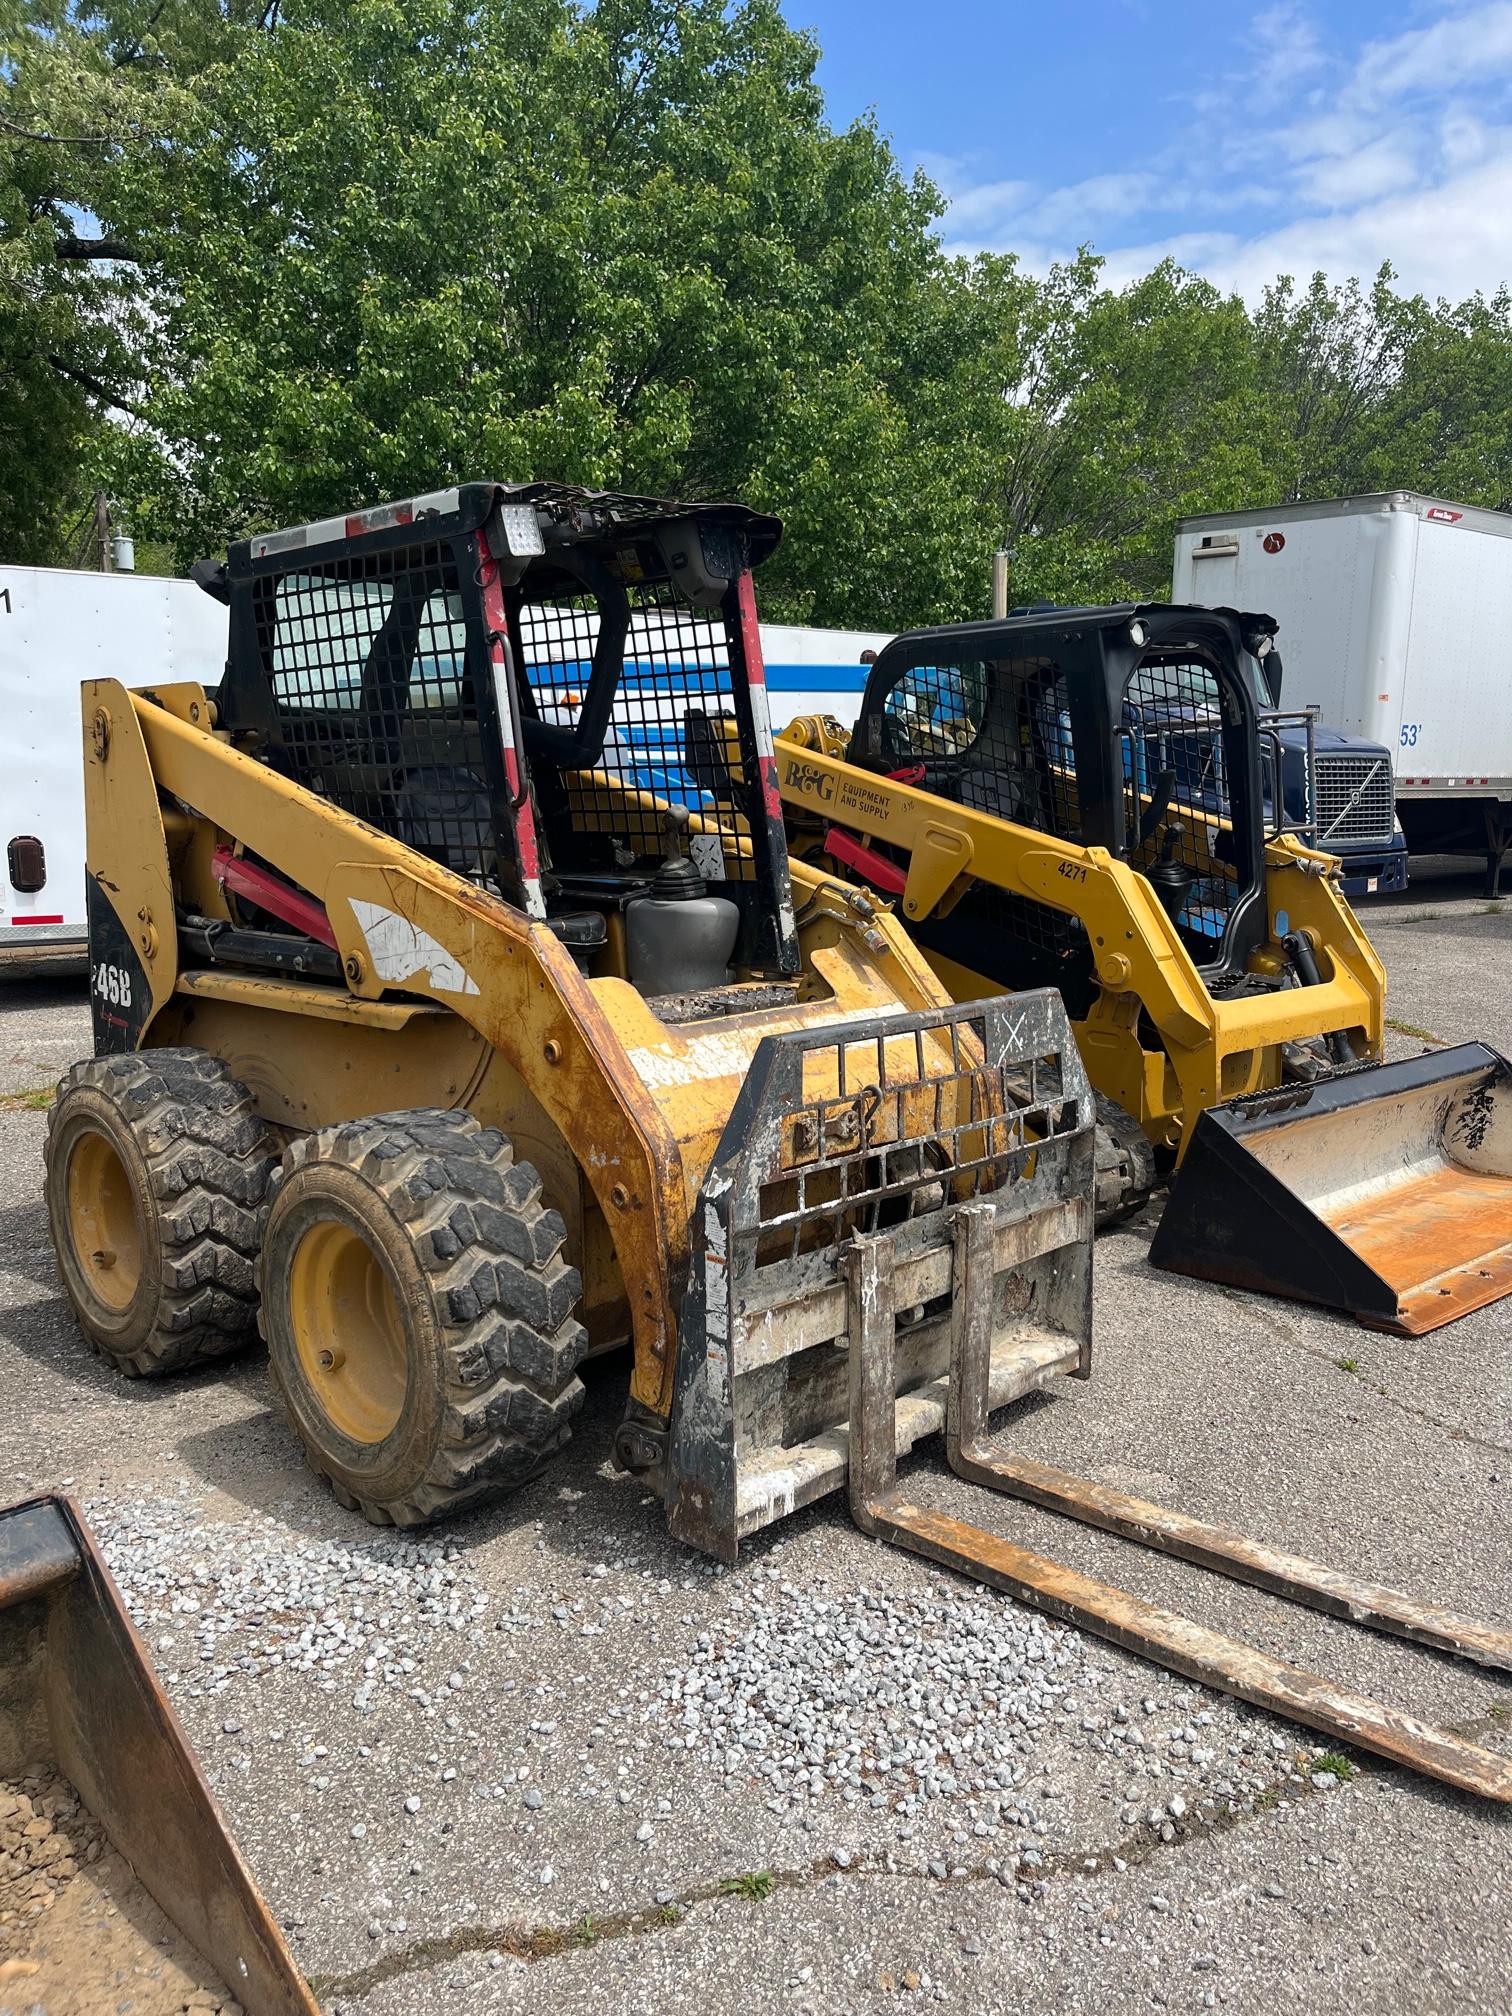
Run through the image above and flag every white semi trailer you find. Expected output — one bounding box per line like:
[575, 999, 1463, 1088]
[1173, 491, 1512, 894]
[0, 565, 228, 962]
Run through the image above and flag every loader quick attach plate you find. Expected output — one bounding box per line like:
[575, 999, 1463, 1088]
[1150, 1042, 1512, 1333]
[666, 989, 1095, 1561]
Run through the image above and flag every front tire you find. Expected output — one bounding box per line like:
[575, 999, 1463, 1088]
[44, 1050, 278, 1375]
[257, 1109, 587, 1527]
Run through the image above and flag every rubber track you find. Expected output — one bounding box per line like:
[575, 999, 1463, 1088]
[1091, 1091, 1158, 1228]
[261, 1109, 588, 1527]
[46, 1048, 279, 1375]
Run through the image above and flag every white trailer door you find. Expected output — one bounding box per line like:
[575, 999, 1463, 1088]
[0, 569, 227, 951]
[0, 568, 88, 947]
[1399, 517, 1512, 785]
[1176, 513, 1397, 739]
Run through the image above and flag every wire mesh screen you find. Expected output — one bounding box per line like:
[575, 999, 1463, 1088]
[752, 1009, 1075, 1269]
[1122, 655, 1238, 959]
[915, 878, 1099, 1017]
[516, 579, 756, 873]
[257, 541, 504, 886]
[876, 656, 1080, 841]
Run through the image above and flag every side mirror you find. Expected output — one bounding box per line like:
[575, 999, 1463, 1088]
[190, 558, 230, 606]
[1263, 649, 1283, 709]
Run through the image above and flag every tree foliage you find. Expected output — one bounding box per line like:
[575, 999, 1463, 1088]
[6, 0, 1512, 618]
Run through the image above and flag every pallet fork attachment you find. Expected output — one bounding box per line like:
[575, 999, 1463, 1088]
[846, 1209, 1512, 1805]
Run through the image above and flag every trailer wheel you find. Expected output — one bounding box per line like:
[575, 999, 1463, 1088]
[1092, 1093, 1158, 1227]
[44, 1050, 279, 1376]
[258, 1110, 587, 1527]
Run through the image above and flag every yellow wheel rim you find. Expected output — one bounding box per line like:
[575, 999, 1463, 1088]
[288, 1219, 407, 1444]
[66, 1131, 143, 1313]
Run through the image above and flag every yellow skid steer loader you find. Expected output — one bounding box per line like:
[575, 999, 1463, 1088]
[42, 486, 1512, 1802]
[776, 604, 1512, 1334]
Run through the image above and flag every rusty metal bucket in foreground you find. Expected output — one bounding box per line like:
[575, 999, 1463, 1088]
[0, 1493, 317, 2013]
[1150, 1043, 1512, 1334]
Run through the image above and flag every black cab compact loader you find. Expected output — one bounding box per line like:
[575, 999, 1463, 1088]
[42, 487, 1512, 1803]
[777, 603, 1512, 1335]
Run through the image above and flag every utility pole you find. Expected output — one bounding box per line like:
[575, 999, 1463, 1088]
[94, 491, 113, 573]
[990, 547, 1010, 619]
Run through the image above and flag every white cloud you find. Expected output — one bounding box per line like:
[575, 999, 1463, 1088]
[1345, 1, 1512, 108]
[1014, 172, 1161, 239]
[1292, 135, 1418, 209]
[1248, 1, 1330, 103]
[940, 177, 1035, 235]
[934, 2, 1512, 300]
[1091, 147, 1512, 303]
[1440, 108, 1491, 167]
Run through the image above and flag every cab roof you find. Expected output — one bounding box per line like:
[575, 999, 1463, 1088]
[225, 480, 783, 572]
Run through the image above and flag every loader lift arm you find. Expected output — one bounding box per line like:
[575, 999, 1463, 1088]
[776, 724, 1383, 1106]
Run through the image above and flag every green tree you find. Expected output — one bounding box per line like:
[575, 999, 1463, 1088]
[923, 251, 1270, 609]
[5, 0, 960, 621]
[1249, 266, 1431, 502]
[1360, 286, 1512, 508]
[0, 0, 236, 558]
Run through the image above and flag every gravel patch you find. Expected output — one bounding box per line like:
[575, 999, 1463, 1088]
[0, 1766, 236, 2010]
[661, 1571, 1089, 1819]
[651, 1565, 1303, 1857]
[88, 1484, 489, 1713]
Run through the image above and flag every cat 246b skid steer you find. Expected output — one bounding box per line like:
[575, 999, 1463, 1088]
[777, 604, 1512, 1335]
[45, 485, 1512, 1803]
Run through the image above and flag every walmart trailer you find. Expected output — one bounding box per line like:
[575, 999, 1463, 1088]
[1173, 492, 1512, 894]
[0, 566, 227, 961]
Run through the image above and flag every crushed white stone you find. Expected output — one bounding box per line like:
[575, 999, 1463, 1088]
[86, 1486, 489, 1708]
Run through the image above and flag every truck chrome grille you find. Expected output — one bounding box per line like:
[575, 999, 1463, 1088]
[1314, 752, 1396, 845]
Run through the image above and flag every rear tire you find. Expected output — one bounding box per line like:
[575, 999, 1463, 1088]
[44, 1050, 278, 1376]
[1092, 1093, 1158, 1227]
[257, 1109, 587, 1527]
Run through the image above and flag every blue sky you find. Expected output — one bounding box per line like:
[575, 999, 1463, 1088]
[783, 1, 1512, 301]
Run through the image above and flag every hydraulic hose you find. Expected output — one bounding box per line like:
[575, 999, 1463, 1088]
[1283, 929, 1352, 1065]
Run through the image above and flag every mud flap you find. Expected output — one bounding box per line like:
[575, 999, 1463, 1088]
[0, 1494, 317, 2013]
[666, 990, 1095, 1561]
[1150, 1043, 1512, 1334]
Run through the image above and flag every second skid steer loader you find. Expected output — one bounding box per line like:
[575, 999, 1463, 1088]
[777, 603, 1512, 1333]
[42, 485, 1512, 1804]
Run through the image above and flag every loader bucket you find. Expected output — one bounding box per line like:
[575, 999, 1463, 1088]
[1150, 1043, 1512, 1334]
[0, 1493, 317, 2013]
